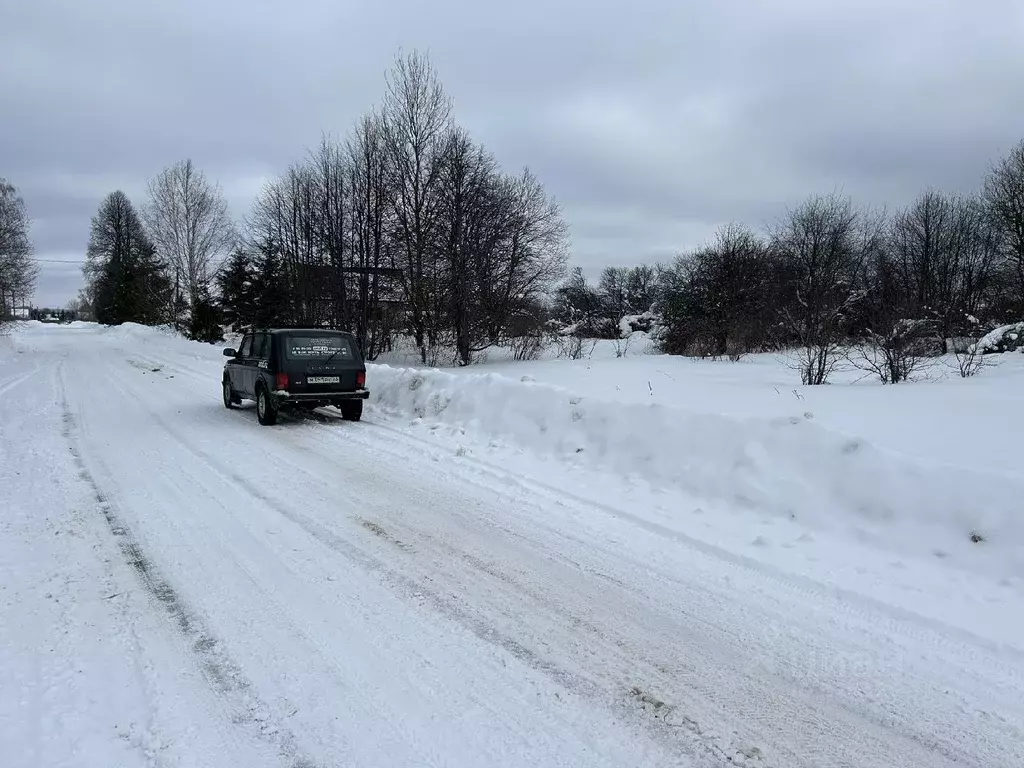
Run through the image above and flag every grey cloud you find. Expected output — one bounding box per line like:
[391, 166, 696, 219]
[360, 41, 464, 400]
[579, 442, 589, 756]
[3, 0, 1022, 304]
[26, 257, 86, 308]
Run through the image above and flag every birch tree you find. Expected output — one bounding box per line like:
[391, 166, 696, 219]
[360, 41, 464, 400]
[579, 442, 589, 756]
[0, 178, 37, 321]
[144, 159, 236, 310]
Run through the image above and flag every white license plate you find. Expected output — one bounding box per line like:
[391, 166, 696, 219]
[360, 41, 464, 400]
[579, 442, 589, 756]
[307, 376, 340, 384]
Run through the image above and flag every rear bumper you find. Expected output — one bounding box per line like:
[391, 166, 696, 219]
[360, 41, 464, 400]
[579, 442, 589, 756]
[272, 389, 369, 403]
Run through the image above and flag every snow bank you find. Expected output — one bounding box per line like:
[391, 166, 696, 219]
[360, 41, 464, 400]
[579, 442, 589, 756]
[14, 320, 1016, 571]
[98, 322, 230, 356]
[617, 311, 660, 338]
[369, 364, 1024, 565]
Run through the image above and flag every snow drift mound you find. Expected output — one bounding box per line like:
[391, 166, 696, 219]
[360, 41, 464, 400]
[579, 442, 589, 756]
[369, 364, 1023, 569]
[973, 321, 1024, 354]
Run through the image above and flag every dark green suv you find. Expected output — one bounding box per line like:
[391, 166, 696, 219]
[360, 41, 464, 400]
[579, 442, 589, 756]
[222, 328, 369, 425]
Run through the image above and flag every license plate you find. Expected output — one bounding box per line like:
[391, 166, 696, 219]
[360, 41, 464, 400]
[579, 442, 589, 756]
[307, 376, 340, 384]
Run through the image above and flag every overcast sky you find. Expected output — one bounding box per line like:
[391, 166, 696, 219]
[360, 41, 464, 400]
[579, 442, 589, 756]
[3, 0, 1023, 306]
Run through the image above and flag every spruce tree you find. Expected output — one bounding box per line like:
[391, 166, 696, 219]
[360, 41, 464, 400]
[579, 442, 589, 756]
[84, 191, 171, 326]
[216, 247, 254, 332]
[250, 238, 288, 329]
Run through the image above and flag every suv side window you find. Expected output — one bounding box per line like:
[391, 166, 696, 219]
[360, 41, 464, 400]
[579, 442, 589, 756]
[253, 333, 269, 360]
[238, 334, 253, 357]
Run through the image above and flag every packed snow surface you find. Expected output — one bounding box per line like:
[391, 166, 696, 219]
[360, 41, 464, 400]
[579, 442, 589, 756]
[1, 321, 1022, 768]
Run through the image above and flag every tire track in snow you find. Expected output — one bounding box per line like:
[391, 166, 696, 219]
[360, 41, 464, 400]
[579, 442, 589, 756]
[122, 349, 219, 385]
[0, 362, 41, 397]
[107, 362, 738, 765]
[294, 415, 1024, 767]
[78, 355, 669, 764]
[147, 404, 605, 698]
[110, 337, 1024, 666]
[148, 401, 960, 768]
[146, 422, 746, 766]
[94, 338, 1024, 766]
[56, 363, 323, 768]
[358, 416, 1024, 673]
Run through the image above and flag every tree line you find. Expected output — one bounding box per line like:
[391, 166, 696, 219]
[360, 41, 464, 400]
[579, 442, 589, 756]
[0, 178, 38, 325]
[33, 46, 1024, 383]
[556, 140, 1024, 384]
[79, 50, 569, 365]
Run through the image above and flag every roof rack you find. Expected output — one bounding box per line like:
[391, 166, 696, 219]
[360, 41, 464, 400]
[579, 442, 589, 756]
[248, 325, 354, 334]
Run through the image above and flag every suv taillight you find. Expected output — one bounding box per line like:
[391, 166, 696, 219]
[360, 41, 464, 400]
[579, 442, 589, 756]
[275, 372, 289, 390]
[356, 371, 366, 389]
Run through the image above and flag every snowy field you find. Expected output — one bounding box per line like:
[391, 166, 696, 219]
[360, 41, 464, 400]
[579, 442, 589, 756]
[1, 321, 1022, 768]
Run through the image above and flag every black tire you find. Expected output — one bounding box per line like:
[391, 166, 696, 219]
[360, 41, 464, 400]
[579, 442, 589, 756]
[222, 379, 240, 409]
[339, 399, 363, 422]
[256, 386, 278, 426]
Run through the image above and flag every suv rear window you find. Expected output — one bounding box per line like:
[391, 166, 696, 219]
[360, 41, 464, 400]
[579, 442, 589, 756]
[283, 335, 353, 360]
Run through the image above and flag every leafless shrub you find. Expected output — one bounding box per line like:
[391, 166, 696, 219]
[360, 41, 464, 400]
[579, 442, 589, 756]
[509, 332, 544, 361]
[612, 331, 638, 358]
[848, 319, 937, 383]
[953, 343, 989, 378]
[505, 306, 549, 362]
[560, 333, 585, 360]
[422, 331, 458, 368]
[547, 319, 586, 360]
[726, 335, 748, 362]
[786, 344, 848, 385]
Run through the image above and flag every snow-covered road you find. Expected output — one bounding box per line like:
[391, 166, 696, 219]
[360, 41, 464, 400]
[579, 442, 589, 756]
[2, 324, 1021, 768]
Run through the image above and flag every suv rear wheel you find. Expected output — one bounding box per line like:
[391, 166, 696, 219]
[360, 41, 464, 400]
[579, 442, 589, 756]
[339, 400, 363, 422]
[256, 386, 278, 426]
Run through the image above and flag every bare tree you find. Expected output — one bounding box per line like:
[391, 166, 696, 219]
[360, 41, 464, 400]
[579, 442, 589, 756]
[598, 266, 630, 323]
[984, 139, 1024, 312]
[707, 223, 773, 358]
[0, 178, 37, 321]
[886, 190, 998, 350]
[236, 48, 567, 365]
[309, 135, 350, 329]
[347, 111, 397, 358]
[771, 193, 869, 385]
[434, 132, 568, 365]
[624, 264, 657, 314]
[144, 159, 236, 311]
[438, 127, 497, 364]
[248, 164, 323, 325]
[65, 296, 92, 321]
[952, 196, 1002, 325]
[380, 49, 453, 362]
[490, 166, 569, 339]
[552, 266, 604, 338]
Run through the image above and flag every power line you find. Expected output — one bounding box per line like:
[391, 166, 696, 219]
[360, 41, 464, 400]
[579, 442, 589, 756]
[29, 257, 83, 264]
